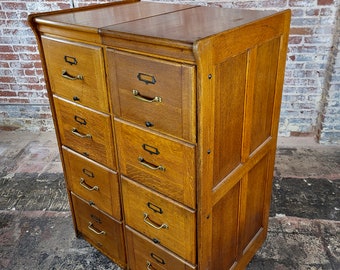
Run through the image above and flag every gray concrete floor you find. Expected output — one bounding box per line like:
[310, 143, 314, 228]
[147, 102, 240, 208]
[0, 131, 339, 269]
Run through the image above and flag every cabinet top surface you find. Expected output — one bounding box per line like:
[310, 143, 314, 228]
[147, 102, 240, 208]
[35, 2, 191, 29]
[33, 1, 276, 44]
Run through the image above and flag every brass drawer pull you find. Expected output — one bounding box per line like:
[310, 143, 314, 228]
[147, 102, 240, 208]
[80, 178, 99, 191]
[150, 253, 165, 265]
[143, 213, 168, 230]
[146, 261, 156, 270]
[88, 222, 106, 235]
[61, 70, 84, 80]
[138, 157, 165, 171]
[71, 128, 92, 139]
[132, 89, 162, 103]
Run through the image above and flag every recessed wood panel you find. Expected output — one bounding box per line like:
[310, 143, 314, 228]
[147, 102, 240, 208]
[212, 182, 241, 269]
[241, 154, 269, 251]
[213, 52, 247, 187]
[250, 38, 281, 152]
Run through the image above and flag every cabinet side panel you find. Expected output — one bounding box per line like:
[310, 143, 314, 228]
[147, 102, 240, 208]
[240, 154, 269, 251]
[213, 52, 247, 187]
[250, 38, 281, 152]
[212, 182, 240, 269]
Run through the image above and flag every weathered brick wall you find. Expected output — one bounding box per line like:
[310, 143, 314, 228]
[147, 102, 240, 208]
[0, 0, 339, 143]
[316, 7, 340, 144]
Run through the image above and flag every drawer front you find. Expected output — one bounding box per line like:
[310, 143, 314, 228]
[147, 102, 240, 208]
[42, 36, 109, 113]
[122, 177, 196, 264]
[62, 147, 121, 220]
[107, 49, 196, 142]
[115, 119, 196, 208]
[54, 96, 116, 169]
[126, 227, 196, 270]
[71, 193, 126, 267]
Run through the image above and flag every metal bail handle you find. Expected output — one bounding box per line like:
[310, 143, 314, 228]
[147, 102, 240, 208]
[71, 128, 92, 139]
[146, 261, 153, 270]
[80, 178, 99, 191]
[143, 213, 168, 230]
[61, 70, 83, 80]
[138, 157, 165, 171]
[132, 89, 162, 103]
[87, 222, 106, 235]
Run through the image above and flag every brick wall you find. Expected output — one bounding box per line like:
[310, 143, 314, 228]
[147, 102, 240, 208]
[316, 7, 340, 144]
[0, 0, 339, 144]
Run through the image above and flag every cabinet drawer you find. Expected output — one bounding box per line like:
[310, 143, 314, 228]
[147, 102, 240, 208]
[115, 119, 196, 208]
[62, 147, 121, 220]
[54, 96, 116, 169]
[71, 193, 126, 267]
[122, 177, 196, 264]
[107, 49, 196, 142]
[41, 36, 109, 113]
[126, 227, 196, 270]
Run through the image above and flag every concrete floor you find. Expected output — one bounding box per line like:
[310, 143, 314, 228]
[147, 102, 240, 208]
[0, 131, 339, 269]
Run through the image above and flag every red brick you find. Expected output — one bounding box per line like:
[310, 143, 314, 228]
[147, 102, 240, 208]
[20, 12, 30, 19]
[0, 90, 17, 97]
[289, 36, 303, 44]
[2, 2, 27, 11]
[57, 3, 72, 9]
[290, 27, 314, 35]
[0, 45, 14, 53]
[0, 61, 10, 68]
[34, 62, 43, 69]
[19, 53, 41, 61]
[13, 45, 37, 53]
[24, 69, 36, 76]
[317, 0, 334, 5]
[0, 76, 16, 84]
[8, 98, 30, 104]
[0, 53, 19, 60]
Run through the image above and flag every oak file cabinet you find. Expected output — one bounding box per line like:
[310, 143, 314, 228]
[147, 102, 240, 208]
[29, 1, 290, 269]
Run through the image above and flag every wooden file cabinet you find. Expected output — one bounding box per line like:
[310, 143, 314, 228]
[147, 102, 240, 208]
[29, 1, 290, 269]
